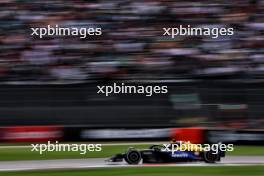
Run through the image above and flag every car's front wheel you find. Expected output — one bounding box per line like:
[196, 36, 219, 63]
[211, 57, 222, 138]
[124, 149, 142, 165]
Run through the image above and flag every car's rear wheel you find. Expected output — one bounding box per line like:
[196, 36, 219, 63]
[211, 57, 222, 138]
[124, 149, 141, 165]
[203, 151, 219, 163]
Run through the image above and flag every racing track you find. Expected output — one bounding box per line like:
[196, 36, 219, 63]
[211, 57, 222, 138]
[0, 156, 263, 171]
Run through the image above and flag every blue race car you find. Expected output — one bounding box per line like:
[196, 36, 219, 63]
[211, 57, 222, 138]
[106, 142, 226, 164]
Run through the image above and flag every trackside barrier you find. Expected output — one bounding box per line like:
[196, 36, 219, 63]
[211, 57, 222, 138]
[206, 129, 264, 145]
[1, 126, 63, 142]
[170, 127, 206, 144]
[0, 126, 263, 145]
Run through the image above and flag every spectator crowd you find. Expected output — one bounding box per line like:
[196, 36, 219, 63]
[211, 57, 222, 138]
[0, 0, 264, 83]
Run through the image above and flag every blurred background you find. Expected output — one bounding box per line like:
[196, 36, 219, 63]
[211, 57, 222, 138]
[0, 0, 264, 143]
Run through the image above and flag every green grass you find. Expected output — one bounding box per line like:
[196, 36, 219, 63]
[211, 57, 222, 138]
[1, 166, 264, 176]
[228, 146, 264, 156]
[0, 144, 263, 161]
[0, 144, 149, 161]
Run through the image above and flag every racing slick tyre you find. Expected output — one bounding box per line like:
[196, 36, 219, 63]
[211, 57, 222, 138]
[203, 151, 219, 163]
[124, 149, 142, 165]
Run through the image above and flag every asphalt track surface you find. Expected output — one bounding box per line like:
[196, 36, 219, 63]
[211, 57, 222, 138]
[0, 156, 263, 171]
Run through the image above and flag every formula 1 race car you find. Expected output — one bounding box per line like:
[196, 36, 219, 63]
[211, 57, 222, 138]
[106, 141, 226, 164]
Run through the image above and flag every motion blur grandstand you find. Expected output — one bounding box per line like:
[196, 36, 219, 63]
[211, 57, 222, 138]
[0, 0, 264, 83]
[0, 0, 264, 130]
